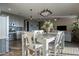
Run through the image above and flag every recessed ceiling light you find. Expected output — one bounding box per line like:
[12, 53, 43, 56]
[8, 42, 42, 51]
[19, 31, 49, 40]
[8, 8, 11, 11]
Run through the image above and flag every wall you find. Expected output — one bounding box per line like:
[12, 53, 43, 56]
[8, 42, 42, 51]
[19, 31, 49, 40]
[29, 20, 39, 32]
[9, 15, 24, 27]
[55, 18, 76, 31]
[1, 13, 25, 31]
[2, 12, 76, 32]
[54, 18, 76, 42]
[27, 18, 76, 32]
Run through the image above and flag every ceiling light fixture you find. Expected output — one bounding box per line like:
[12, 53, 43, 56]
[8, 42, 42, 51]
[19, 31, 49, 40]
[40, 9, 52, 17]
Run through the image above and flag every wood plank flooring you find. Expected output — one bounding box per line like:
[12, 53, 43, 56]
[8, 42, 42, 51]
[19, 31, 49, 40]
[1, 40, 79, 56]
[62, 42, 79, 56]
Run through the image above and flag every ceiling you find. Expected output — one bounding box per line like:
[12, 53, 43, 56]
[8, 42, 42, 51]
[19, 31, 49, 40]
[0, 3, 79, 19]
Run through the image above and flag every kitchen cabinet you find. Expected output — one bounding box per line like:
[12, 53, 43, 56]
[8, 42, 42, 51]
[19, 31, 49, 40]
[16, 31, 22, 40]
[65, 31, 71, 42]
[9, 32, 17, 40]
[0, 16, 9, 54]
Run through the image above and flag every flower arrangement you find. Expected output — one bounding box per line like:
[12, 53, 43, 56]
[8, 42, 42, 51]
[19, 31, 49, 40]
[41, 20, 54, 32]
[72, 21, 79, 32]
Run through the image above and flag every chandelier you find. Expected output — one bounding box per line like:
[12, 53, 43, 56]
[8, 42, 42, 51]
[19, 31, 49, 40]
[40, 9, 52, 17]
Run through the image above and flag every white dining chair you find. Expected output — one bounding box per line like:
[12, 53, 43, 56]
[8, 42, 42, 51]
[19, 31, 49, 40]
[54, 31, 64, 55]
[22, 31, 43, 56]
[33, 30, 44, 55]
[58, 31, 65, 54]
[49, 31, 64, 56]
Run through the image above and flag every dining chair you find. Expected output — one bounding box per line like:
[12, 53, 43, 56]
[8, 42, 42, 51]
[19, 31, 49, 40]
[33, 30, 44, 44]
[33, 30, 44, 55]
[49, 31, 64, 56]
[22, 31, 43, 56]
[58, 31, 65, 54]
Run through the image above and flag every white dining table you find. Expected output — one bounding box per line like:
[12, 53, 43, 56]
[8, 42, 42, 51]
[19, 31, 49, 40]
[37, 34, 57, 56]
[37, 31, 65, 56]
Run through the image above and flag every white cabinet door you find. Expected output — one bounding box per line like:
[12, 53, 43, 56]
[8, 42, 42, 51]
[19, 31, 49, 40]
[65, 32, 71, 42]
[0, 16, 7, 38]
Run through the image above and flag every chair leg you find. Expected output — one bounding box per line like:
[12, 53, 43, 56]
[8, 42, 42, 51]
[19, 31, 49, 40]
[27, 49, 30, 56]
[39, 47, 42, 56]
[36, 48, 41, 56]
[60, 48, 63, 54]
[58, 46, 60, 56]
[61, 43, 64, 54]
[54, 47, 57, 56]
[35, 49, 37, 56]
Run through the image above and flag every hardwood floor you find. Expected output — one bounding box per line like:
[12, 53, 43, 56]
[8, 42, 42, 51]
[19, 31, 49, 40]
[1, 40, 79, 56]
[3, 40, 22, 56]
[62, 42, 79, 56]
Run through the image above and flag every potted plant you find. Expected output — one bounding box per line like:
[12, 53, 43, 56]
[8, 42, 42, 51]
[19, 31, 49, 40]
[41, 20, 54, 33]
[72, 22, 79, 31]
[71, 21, 79, 42]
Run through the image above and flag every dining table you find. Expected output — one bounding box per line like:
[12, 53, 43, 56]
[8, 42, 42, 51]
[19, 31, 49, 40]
[37, 33, 57, 56]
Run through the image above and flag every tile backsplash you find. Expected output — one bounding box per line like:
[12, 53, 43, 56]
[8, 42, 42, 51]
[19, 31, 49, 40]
[9, 26, 24, 32]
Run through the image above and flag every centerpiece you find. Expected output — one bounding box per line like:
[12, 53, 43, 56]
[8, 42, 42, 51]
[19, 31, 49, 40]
[41, 20, 54, 33]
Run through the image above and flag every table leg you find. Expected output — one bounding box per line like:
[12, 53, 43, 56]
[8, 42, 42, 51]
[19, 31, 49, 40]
[42, 40, 49, 56]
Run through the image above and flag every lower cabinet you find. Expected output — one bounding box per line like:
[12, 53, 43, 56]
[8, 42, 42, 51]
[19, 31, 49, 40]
[0, 39, 9, 54]
[9, 32, 17, 40]
[16, 31, 22, 40]
[65, 31, 71, 42]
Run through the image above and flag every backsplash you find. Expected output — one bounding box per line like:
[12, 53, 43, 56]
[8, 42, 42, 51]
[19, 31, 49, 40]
[16, 27, 24, 31]
[9, 26, 24, 32]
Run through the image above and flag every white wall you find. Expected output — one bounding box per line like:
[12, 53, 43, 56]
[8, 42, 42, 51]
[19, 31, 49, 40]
[55, 18, 76, 31]
[29, 21, 39, 32]
[9, 15, 24, 27]
[27, 18, 76, 32]
[1, 13, 25, 27]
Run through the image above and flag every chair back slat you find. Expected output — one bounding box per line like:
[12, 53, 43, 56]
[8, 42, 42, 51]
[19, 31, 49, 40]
[55, 31, 64, 47]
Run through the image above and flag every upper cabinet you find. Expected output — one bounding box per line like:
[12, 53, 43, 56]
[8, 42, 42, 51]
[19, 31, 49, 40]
[0, 16, 9, 39]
